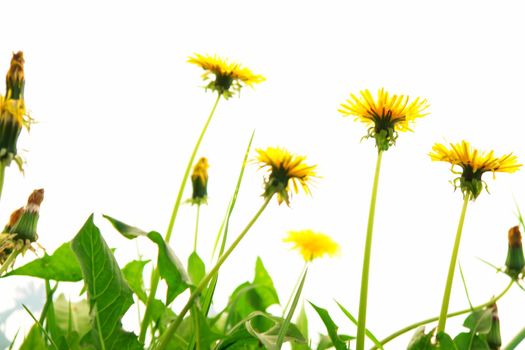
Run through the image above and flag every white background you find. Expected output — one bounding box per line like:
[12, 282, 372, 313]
[2, 1, 525, 349]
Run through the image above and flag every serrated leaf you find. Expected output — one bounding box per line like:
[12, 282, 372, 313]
[309, 302, 347, 350]
[19, 325, 47, 350]
[146, 231, 189, 305]
[5, 243, 82, 281]
[188, 252, 205, 286]
[463, 309, 493, 334]
[71, 215, 142, 350]
[103, 215, 147, 239]
[122, 260, 150, 302]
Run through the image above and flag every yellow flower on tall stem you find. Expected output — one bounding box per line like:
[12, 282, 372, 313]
[429, 140, 521, 335]
[156, 147, 316, 350]
[276, 229, 339, 349]
[339, 88, 429, 350]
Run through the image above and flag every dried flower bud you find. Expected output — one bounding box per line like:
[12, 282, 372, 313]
[190, 157, 208, 205]
[505, 225, 525, 278]
[6, 51, 25, 100]
[10, 189, 44, 242]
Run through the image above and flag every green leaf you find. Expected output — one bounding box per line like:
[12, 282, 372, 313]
[407, 327, 432, 350]
[435, 332, 458, 350]
[309, 302, 348, 350]
[146, 231, 189, 305]
[188, 252, 206, 286]
[454, 332, 490, 350]
[5, 243, 82, 281]
[292, 303, 309, 350]
[463, 309, 493, 334]
[122, 260, 150, 302]
[20, 325, 47, 350]
[102, 215, 147, 239]
[225, 257, 280, 329]
[336, 300, 382, 348]
[245, 312, 306, 350]
[317, 334, 333, 350]
[53, 294, 91, 340]
[71, 215, 142, 350]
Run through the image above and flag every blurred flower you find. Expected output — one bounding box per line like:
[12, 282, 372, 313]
[190, 157, 208, 205]
[429, 140, 521, 200]
[505, 225, 525, 279]
[284, 229, 339, 262]
[188, 53, 265, 99]
[256, 147, 317, 205]
[338, 88, 429, 151]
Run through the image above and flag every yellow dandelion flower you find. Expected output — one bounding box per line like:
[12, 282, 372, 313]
[429, 140, 521, 199]
[256, 147, 317, 206]
[190, 157, 209, 204]
[284, 229, 339, 262]
[339, 88, 429, 151]
[188, 53, 265, 99]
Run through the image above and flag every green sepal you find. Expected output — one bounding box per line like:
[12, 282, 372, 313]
[505, 244, 525, 278]
[10, 210, 39, 242]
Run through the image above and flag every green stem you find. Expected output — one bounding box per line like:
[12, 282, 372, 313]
[0, 163, 5, 201]
[156, 196, 272, 350]
[282, 262, 308, 318]
[0, 249, 19, 275]
[194, 204, 201, 252]
[437, 194, 470, 333]
[356, 150, 383, 350]
[504, 324, 525, 350]
[276, 263, 308, 349]
[373, 280, 513, 349]
[139, 93, 221, 344]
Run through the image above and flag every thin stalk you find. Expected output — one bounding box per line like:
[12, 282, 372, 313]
[140, 93, 221, 343]
[156, 196, 272, 350]
[194, 204, 201, 252]
[504, 325, 525, 350]
[373, 279, 513, 349]
[276, 263, 308, 349]
[0, 163, 5, 201]
[437, 194, 470, 333]
[0, 249, 19, 275]
[282, 262, 308, 317]
[356, 150, 383, 350]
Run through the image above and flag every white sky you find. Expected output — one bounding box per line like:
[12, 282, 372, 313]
[2, 0, 525, 349]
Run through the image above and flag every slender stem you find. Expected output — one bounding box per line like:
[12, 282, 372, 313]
[373, 280, 513, 349]
[194, 204, 201, 252]
[356, 150, 383, 350]
[140, 94, 221, 344]
[0, 249, 19, 275]
[276, 263, 309, 349]
[165, 93, 221, 243]
[0, 163, 5, 201]
[504, 324, 525, 350]
[282, 262, 308, 317]
[156, 196, 272, 350]
[437, 194, 470, 333]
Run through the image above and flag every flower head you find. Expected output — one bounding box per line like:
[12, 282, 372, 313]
[190, 157, 209, 205]
[339, 88, 429, 151]
[256, 147, 317, 205]
[6, 51, 25, 100]
[188, 53, 265, 99]
[430, 140, 521, 200]
[284, 229, 339, 262]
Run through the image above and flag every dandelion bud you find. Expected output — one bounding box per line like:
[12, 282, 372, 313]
[505, 225, 525, 278]
[190, 157, 208, 205]
[10, 189, 44, 242]
[6, 51, 25, 100]
[487, 304, 501, 350]
[3, 207, 24, 233]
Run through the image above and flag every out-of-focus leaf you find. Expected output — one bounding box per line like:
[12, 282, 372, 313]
[122, 260, 150, 302]
[292, 303, 309, 350]
[71, 215, 142, 350]
[53, 294, 91, 340]
[309, 302, 348, 350]
[102, 215, 147, 239]
[5, 243, 82, 281]
[188, 252, 206, 286]
[147, 231, 189, 305]
[19, 325, 47, 350]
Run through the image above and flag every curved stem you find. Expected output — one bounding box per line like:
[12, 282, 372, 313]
[356, 150, 383, 350]
[156, 196, 272, 350]
[504, 324, 525, 350]
[373, 279, 513, 349]
[437, 194, 470, 333]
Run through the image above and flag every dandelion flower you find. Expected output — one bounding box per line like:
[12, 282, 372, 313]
[339, 88, 429, 151]
[188, 53, 265, 99]
[190, 157, 209, 205]
[429, 140, 521, 199]
[256, 147, 317, 205]
[284, 229, 339, 262]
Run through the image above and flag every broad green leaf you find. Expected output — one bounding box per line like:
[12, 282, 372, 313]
[102, 215, 147, 239]
[20, 325, 47, 350]
[5, 243, 82, 281]
[226, 257, 280, 329]
[435, 332, 458, 350]
[147, 231, 189, 305]
[71, 215, 142, 350]
[463, 309, 493, 334]
[454, 332, 490, 350]
[309, 302, 347, 350]
[292, 303, 309, 350]
[122, 260, 150, 302]
[53, 294, 91, 340]
[188, 252, 206, 286]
